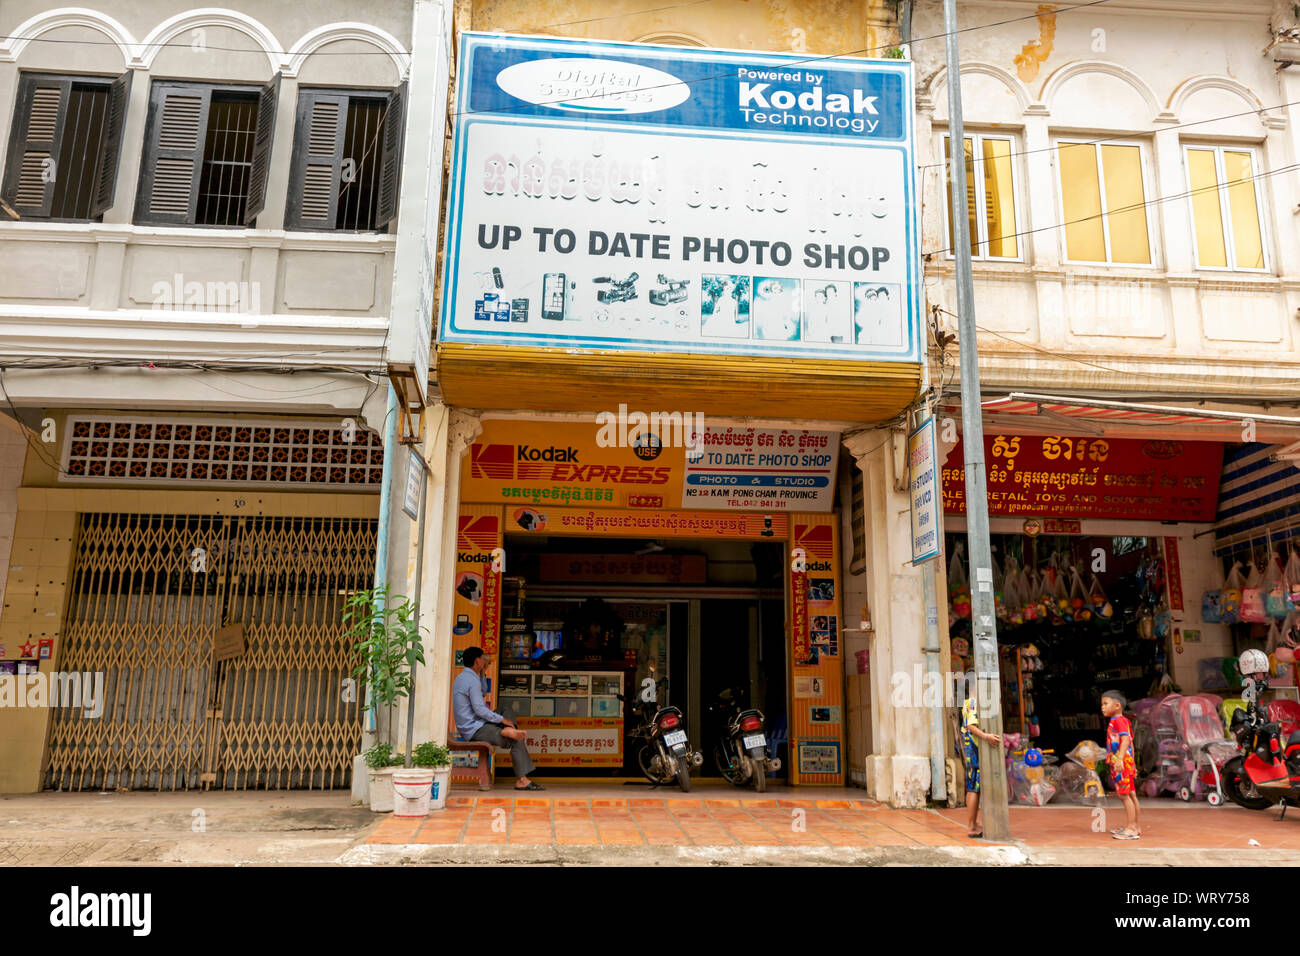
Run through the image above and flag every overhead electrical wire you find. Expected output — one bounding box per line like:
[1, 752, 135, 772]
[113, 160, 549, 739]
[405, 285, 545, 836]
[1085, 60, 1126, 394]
[923, 160, 1300, 258]
[916, 98, 1300, 172]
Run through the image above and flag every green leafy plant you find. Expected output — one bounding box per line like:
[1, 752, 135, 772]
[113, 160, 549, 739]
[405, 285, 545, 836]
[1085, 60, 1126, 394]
[412, 742, 452, 768]
[345, 586, 426, 749]
[362, 741, 403, 770]
[884, 46, 905, 59]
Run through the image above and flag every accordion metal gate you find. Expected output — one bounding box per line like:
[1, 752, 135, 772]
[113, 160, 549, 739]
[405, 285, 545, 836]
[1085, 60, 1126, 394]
[45, 512, 375, 791]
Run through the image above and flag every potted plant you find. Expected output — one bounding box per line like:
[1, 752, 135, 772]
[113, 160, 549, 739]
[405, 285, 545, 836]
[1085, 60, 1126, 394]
[345, 587, 426, 812]
[361, 741, 404, 812]
[394, 741, 453, 816]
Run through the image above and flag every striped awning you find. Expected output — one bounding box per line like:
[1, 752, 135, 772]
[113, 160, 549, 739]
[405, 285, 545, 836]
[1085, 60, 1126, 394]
[1214, 443, 1300, 552]
[981, 394, 1300, 429]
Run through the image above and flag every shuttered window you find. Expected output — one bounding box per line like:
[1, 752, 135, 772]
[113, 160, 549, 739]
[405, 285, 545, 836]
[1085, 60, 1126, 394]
[1, 70, 132, 220]
[286, 84, 406, 232]
[134, 76, 280, 227]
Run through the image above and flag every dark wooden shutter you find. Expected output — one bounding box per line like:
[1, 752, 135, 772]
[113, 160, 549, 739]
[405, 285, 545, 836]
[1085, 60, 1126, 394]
[135, 82, 210, 225]
[1, 75, 71, 218]
[286, 90, 347, 230]
[90, 69, 133, 217]
[373, 82, 406, 229]
[242, 72, 281, 226]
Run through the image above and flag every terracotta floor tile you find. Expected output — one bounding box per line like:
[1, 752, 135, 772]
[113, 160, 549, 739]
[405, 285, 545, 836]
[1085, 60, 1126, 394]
[591, 798, 628, 807]
[629, 798, 667, 807]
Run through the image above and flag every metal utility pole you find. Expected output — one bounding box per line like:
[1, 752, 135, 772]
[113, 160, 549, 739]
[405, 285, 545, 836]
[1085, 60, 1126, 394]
[943, 0, 1010, 840]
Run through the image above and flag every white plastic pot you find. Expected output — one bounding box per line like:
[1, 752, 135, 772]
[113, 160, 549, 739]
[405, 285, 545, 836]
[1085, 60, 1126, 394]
[392, 767, 434, 818]
[368, 767, 396, 813]
[429, 766, 451, 811]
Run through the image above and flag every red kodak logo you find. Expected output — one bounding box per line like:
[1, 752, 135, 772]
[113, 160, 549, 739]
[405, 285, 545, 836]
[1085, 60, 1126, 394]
[458, 514, 499, 552]
[793, 523, 834, 559]
[470, 443, 514, 480]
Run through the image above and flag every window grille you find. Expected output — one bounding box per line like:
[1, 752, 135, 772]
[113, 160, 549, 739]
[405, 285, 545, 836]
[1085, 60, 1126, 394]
[60, 416, 384, 488]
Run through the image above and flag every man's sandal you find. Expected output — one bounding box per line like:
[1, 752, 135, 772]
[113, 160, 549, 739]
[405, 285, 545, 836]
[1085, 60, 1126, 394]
[514, 781, 545, 791]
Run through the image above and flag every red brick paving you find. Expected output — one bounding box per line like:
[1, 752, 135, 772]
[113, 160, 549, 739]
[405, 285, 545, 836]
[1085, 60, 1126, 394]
[366, 790, 1300, 851]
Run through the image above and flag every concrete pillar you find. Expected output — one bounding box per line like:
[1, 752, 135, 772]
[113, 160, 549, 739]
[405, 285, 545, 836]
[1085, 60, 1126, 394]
[845, 427, 932, 807]
[388, 404, 480, 752]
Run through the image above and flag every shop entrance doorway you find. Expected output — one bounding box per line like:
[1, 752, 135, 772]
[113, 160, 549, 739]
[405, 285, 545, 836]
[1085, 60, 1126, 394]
[491, 535, 789, 783]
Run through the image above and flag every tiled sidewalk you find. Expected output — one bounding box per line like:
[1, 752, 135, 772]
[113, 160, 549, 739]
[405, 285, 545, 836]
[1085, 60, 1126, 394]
[367, 793, 969, 847]
[365, 791, 1300, 851]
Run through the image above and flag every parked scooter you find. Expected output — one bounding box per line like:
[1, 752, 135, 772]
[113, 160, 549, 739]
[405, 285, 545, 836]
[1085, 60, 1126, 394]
[1221, 649, 1300, 816]
[620, 665, 702, 792]
[711, 686, 781, 792]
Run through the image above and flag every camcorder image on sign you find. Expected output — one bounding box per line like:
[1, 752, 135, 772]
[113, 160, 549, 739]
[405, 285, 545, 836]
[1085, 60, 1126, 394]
[440, 34, 920, 363]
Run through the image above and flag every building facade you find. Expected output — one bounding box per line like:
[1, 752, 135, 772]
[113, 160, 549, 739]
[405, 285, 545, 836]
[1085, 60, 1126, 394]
[5, 0, 1299, 809]
[0, 1, 451, 792]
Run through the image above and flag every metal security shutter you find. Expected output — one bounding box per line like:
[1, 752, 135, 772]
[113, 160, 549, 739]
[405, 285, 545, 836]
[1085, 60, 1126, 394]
[89, 69, 133, 217]
[1, 74, 71, 218]
[285, 90, 347, 230]
[374, 82, 406, 229]
[242, 73, 281, 225]
[136, 82, 210, 224]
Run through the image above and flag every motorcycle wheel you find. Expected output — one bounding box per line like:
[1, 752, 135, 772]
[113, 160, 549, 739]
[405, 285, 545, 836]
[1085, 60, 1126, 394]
[637, 745, 661, 785]
[714, 744, 741, 786]
[1221, 759, 1274, 810]
[750, 756, 767, 793]
[676, 761, 692, 793]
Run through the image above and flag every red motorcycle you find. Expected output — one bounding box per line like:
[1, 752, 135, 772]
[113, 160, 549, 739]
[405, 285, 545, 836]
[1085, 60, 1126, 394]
[1221, 667, 1300, 817]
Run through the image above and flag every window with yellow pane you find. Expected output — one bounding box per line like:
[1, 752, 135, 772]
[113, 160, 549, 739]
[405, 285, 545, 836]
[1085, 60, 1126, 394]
[943, 134, 1020, 260]
[1185, 146, 1267, 272]
[1056, 141, 1153, 265]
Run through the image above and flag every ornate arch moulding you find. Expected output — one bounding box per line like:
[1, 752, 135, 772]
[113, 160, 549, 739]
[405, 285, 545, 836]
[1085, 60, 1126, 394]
[0, 7, 135, 66]
[284, 23, 411, 79]
[1038, 59, 1172, 124]
[2, 7, 413, 79]
[917, 62, 1035, 119]
[138, 8, 280, 72]
[1169, 74, 1285, 131]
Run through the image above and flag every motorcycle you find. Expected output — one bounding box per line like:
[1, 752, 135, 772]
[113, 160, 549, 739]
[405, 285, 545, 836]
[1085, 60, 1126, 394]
[711, 686, 781, 792]
[621, 666, 702, 792]
[1221, 667, 1300, 816]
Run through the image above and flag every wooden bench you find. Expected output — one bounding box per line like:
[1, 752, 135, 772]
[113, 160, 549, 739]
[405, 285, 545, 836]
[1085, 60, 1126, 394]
[449, 740, 494, 791]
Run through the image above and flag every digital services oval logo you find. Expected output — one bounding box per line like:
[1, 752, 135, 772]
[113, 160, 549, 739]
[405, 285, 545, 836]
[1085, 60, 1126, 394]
[495, 57, 691, 114]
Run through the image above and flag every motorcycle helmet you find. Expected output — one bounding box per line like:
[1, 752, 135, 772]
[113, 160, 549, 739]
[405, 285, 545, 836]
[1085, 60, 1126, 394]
[1239, 648, 1269, 677]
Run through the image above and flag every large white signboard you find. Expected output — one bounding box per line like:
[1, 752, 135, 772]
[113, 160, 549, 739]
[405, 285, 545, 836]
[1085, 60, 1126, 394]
[440, 34, 920, 363]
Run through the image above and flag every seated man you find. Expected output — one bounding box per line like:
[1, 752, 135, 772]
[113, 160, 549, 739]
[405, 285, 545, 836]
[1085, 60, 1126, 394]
[452, 646, 543, 791]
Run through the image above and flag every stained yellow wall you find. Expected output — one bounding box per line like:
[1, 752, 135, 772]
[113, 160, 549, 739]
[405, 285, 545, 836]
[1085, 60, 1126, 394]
[470, 0, 899, 56]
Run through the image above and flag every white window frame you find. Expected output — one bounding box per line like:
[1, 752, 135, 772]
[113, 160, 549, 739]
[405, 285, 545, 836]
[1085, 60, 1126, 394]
[1054, 137, 1158, 269]
[1183, 143, 1270, 274]
[939, 131, 1024, 262]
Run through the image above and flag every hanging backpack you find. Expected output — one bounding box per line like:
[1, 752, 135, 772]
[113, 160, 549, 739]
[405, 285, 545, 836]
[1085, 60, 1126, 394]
[1220, 561, 1245, 625]
[1240, 560, 1268, 624]
[1265, 554, 1289, 619]
[1285, 549, 1300, 613]
[1201, 558, 1225, 623]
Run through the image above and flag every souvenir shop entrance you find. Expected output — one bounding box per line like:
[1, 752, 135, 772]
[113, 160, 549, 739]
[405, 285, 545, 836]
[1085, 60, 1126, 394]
[940, 425, 1236, 804]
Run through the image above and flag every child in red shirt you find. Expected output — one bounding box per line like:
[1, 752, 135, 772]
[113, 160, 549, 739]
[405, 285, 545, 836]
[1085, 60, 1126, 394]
[1102, 689, 1140, 839]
